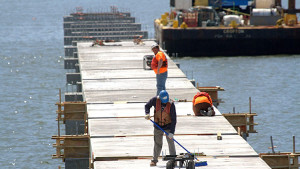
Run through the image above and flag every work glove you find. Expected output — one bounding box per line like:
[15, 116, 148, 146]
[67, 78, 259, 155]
[168, 133, 174, 139]
[207, 107, 213, 116]
[145, 114, 150, 120]
[199, 109, 206, 116]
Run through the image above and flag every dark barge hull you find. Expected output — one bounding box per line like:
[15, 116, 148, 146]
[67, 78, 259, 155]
[155, 22, 300, 56]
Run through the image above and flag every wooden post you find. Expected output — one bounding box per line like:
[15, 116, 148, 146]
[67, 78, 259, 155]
[85, 112, 88, 134]
[249, 115, 255, 132]
[56, 138, 61, 158]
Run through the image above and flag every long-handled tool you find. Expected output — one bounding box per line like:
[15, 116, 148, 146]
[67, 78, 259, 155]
[150, 119, 207, 167]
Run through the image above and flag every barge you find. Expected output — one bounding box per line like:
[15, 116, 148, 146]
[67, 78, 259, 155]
[154, 0, 300, 56]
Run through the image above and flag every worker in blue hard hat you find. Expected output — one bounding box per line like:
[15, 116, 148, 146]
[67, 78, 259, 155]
[144, 90, 177, 167]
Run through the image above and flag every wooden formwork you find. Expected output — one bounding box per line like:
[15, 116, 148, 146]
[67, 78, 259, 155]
[56, 102, 87, 122]
[260, 153, 300, 169]
[52, 135, 90, 161]
[56, 101, 88, 133]
[53, 91, 90, 162]
[222, 113, 257, 137]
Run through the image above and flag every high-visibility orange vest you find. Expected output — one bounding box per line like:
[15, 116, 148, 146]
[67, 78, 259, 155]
[151, 51, 168, 74]
[154, 98, 172, 126]
[192, 92, 213, 106]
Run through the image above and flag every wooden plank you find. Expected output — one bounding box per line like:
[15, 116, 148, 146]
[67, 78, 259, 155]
[80, 68, 187, 80]
[87, 102, 223, 118]
[79, 53, 152, 61]
[260, 155, 289, 168]
[82, 78, 196, 91]
[88, 116, 237, 137]
[77, 52, 176, 62]
[79, 60, 179, 70]
[63, 102, 86, 113]
[78, 46, 153, 53]
[77, 41, 158, 49]
[90, 135, 259, 158]
[83, 88, 199, 104]
[223, 115, 247, 127]
[94, 157, 271, 169]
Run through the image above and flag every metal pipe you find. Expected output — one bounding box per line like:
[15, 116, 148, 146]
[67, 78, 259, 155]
[58, 89, 61, 137]
[249, 97, 251, 114]
[293, 135, 296, 154]
[270, 136, 275, 154]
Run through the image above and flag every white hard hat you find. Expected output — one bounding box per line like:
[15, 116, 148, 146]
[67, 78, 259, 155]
[151, 44, 159, 49]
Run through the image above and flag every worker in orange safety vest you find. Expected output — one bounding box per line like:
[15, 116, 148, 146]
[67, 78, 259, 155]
[192, 92, 215, 116]
[151, 44, 168, 96]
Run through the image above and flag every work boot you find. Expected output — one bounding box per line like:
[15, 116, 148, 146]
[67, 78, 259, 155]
[150, 160, 157, 167]
[173, 161, 177, 167]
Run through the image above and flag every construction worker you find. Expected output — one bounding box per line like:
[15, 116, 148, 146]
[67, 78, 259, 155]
[151, 44, 168, 96]
[133, 35, 143, 45]
[145, 90, 176, 167]
[91, 39, 104, 46]
[192, 92, 215, 116]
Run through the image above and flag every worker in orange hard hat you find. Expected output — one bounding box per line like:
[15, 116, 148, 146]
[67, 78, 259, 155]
[192, 92, 215, 116]
[151, 44, 168, 96]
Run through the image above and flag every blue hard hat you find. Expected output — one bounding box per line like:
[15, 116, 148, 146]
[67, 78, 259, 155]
[159, 90, 169, 103]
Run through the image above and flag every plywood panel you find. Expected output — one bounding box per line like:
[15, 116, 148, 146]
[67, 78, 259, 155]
[87, 102, 215, 118]
[80, 68, 187, 80]
[87, 103, 221, 118]
[78, 47, 152, 53]
[94, 157, 271, 169]
[88, 116, 236, 137]
[79, 53, 151, 61]
[83, 88, 199, 103]
[77, 41, 156, 49]
[79, 60, 179, 70]
[82, 78, 195, 91]
[90, 135, 258, 158]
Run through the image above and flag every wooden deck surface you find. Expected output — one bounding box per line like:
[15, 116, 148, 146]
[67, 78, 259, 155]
[93, 157, 270, 169]
[89, 116, 237, 137]
[76, 41, 270, 169]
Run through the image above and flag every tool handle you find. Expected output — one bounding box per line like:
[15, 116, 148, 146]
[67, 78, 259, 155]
[150, 119, 199, 161]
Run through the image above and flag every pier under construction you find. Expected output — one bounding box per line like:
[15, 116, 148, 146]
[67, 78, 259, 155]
[52, 9, 300, 169]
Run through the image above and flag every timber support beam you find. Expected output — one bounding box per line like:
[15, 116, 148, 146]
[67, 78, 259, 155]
[260, 152, 300, 169]
[223, 113, 258, 139]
